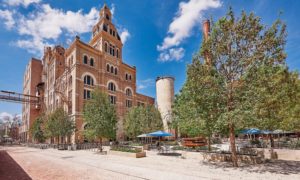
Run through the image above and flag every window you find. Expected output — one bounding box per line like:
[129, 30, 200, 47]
[103, 24, 107, 32]
[126, 88, 132, 97]
[70, 56, 73, 66]
[129, 75, 132, 80]
[90, 58, 94, 66]
[69, 76, 72, 87]
[104, 43, 108, 52]
[112, 47, 115, 56]
[108, 82, 116, 92]
[137, 102, 145, 107]
[106, 64, 110, 72]
[110, 66, 114, 73]
[125, 74, 128, 80]
[126, 99, 132, 108]
[109, 95, 116, 104]
[84, 75, 94, 86]
[110, 29, 112, 35]
[84, 89, 91, 99]
[114, 68, 118, 75]
[83, 55, 88, 64]
[116, 49, 119, 58]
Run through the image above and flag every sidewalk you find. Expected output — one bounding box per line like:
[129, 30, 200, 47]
[0, 150, 32, 180]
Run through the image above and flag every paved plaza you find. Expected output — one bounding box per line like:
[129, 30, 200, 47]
[1, 146, 300, 180]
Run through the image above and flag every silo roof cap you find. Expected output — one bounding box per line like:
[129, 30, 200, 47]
[156, 76, 175, 82]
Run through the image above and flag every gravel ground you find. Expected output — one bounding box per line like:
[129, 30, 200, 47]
[1, 146, 300, 180]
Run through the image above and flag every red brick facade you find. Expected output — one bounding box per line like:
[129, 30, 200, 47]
[21, 5, 154, 143]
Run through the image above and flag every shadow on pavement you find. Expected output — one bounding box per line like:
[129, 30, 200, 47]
[0, 150, 32, 180]
[202, 160, 300, 175]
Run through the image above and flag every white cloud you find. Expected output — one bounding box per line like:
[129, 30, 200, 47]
[158, 47, 185, 62]
[0, 2, 130, 55]
[1, 4, 99, 55]
[119, 28, 130, 44]
[4, 0, 41, 7]
[0, 112, 13, 121]
[157, 0, 221, 62]
[110, 4, 115, 16]
[137, 78, 155, 90]
[0, 10, 15, 29]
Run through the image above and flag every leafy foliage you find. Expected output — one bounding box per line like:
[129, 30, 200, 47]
[29, 115, 46, 143]
[83, 89, 117, 144]
[124, 105, 163, 139]
[44, 108, 75, 143]
[176, 8, 289, 166]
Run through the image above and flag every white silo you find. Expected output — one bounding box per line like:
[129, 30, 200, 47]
[156, 76, 175, 132]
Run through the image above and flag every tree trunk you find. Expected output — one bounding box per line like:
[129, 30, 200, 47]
[229, 124, 238, 167]
[270, 135, 274, 148]
[99, 137, 103, 152]
[208, 136, 212, 152]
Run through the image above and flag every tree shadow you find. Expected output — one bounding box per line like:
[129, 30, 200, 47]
[0, 150, 32, 180]
[201, 160, 300, 175]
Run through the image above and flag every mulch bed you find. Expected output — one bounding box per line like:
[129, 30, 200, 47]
[0, 150, 32, 180]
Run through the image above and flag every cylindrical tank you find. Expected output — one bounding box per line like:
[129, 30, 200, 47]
[156, 76, 175, 132]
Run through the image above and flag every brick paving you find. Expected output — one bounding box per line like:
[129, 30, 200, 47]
[0, 150, 32, 180]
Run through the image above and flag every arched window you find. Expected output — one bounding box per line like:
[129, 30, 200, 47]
[114, 68, 118, 75]
[83, 55, 88, 64]
[106, 64, 110, 72]
[116, 49, 119, 58]
[103, 24, 108, 32]
[110, 66, 114, 73]
[112, 47, 115, 56]
[125, 74, 128, 80]
[108, 82, 116, 92]
[126, 88, 132, 97]
[84, 75, 94, 86]
[104, 43, 108, 52]
[129, 75, 132, 80]
[90, 58, 94, 66]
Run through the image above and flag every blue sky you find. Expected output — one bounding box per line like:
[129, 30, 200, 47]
[0, 0, 300, 117]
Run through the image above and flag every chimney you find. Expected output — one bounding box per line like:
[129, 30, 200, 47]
[202, 19, 210, 41]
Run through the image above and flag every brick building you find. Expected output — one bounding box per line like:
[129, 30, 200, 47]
[20, 5, 154, 143]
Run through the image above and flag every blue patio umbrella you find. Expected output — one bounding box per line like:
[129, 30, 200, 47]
[261, 130, 272, 134]
[148, 130, 173, 137]
[240, 128, 261, 135]
[247, 128, 261, 135]
[240, 129, 250, 134]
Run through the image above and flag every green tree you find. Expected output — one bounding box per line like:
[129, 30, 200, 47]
[83, 89, 117, 151]
[173, 58, 225, 151]
[279, 72, 300, 132]
[30, 115, 46, 143]
[45, 108, 75, 144]
[199, 9, 286, 166]
[124, 105, 163, 139]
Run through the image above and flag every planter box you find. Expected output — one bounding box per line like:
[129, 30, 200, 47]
[203, 152, 264, 164]
[109, 150, 146, 158]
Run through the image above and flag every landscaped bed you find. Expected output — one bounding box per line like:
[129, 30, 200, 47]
[109, 145, 146, 158]
[202, 148, 265, 164]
